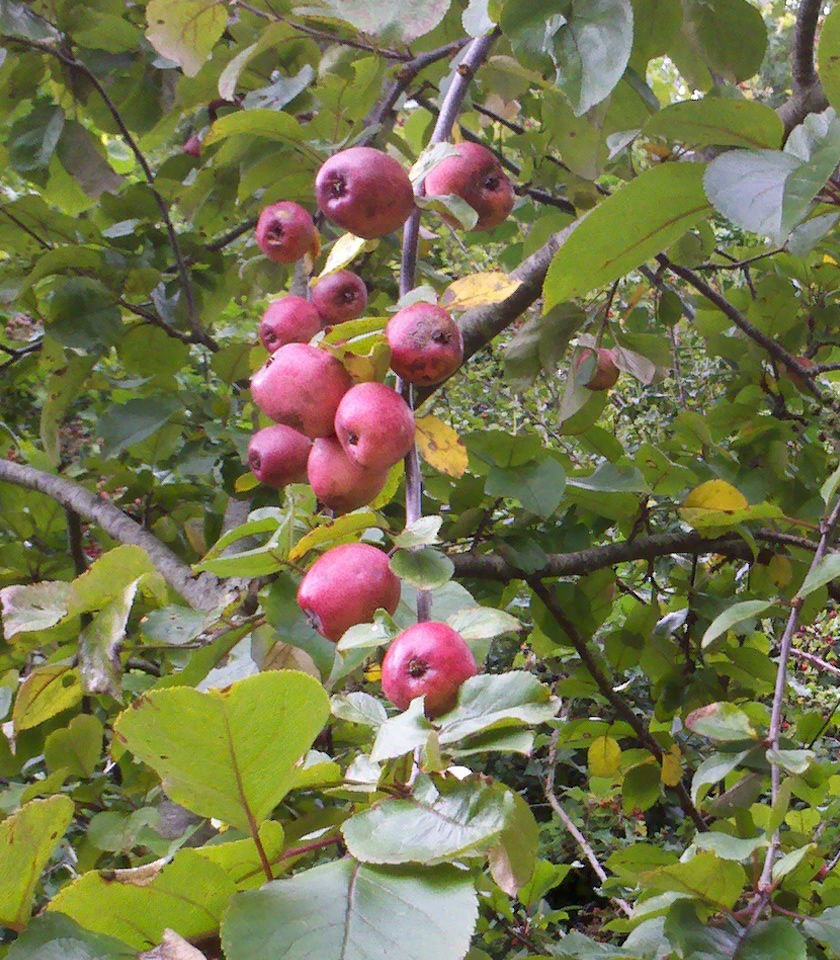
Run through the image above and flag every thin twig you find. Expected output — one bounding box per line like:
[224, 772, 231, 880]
[545, 730, 633, 916]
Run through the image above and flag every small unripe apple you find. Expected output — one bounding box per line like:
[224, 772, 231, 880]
[255, 201, 317, 264]
[424, 141, 515, 232]
[259, 296, 322, 353]
[310, 270, 368, 325]
[334, 382, 415, 472]
[381, 622, 478, 718]
[250, 343, 352, 438]
[297, 542, 401, 642]
[307, 436, 389, 514]
[577, 348, 619, 391]
[247, 425, 312, 488]
[386, 303, 464, 385]
[315, 147, 415, 239]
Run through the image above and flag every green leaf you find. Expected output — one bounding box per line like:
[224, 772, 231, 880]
[588, 735, 622, 777]
[543, 163, 710, 309]
[342, 775, 513, 865]
[56, 121, 122, 198]
[437, 672, 558, 745]
[298, 0, 453, 44]
[0, 0, 60, 40]
[5, 913, 135, 960]
[701, 599, 776, 649]
[7, 105, 64, 182]
[691, 749, 750, 805]
[145, 0, 227, 77]
[694, 831, 767, 861]
[371, 698, 436, 762]
[389, 547, 454, 589]
[766, 748, 814, 775]
[195, 821, 286, 889]
[567, 462, 647, 493]
[488, 789, 538, 895]
[485, 457, 566, 517]
[622, 761, 661, 813]
[639, 851, 745, 908]
[79, 578, 146, 698]
[771, 843, 815, 881]
[0, 580, 74, 639]
[821, 464, 840, 506]
[819, 6, 840, 114]
[677, 0, 767, 84]
[644, 97, 783, 149]
[44, 714, 103, 778]
[799, 553, 840, 598]
[40, 355, 94, 467]
[331, 691, 388, 727]
[737, 919, 807, 960]
[13, 665, 82, 731]
[203, 108, 305, 146]
[804, 906, 840, 954]
[685, 702, 758, 741]
[113, 672, 330, 833]
[98, 396, 181, 457]
[446, 606, 521, 640]
[48, 849, 236, 950]
[221, 859, 478, 960]
[0, 796, 74, 930]
[392, 516, 443, 549]
[47, 278, 122, 353]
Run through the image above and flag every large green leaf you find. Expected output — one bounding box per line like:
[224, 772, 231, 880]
[13, 665, 82, 731]
[0, 796, 74, 931]
[98, 396, 182, 457]
[543, 163, 710, 308]
[5, 913, 135, 960]
[485, 456, 567, 517]
[639, 851, 745, 909]
[818, 5, 840, 114]
[47, 278, 122, 353]
[701, 598, 776, 649]
[298, 0, 452, 44]
[221, 859, 478, 960]
[342, 775, 514, 865]
[203, 109, 305, 146]
[145, 0, 227, 77]
[113, 672, 330, 834]
[644, 97, 783, 149]
[48, 849, 236, 950]
[704, 109, 840, 242]
[675, 0, 767, 85]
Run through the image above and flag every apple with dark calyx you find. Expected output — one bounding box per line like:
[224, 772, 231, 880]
[424, 141, 515, 232]
[334, 382, 415, 472]
[255, 202, 317, 264]
[258, 296, 322, 353]
[183, 134, 201, 157]
[381, 622, 478, 718]
[310, 270, 368, 325]
[307, 436, 389, 514]
[386, 303, 464, 385]
[315, 147, 415, 239]
[247, 425, 312, 489]
[577, 348, 619, 391]
[297, 542, 401, 642]
[250, 343, 352, 438]
[782, 355, 815, 392]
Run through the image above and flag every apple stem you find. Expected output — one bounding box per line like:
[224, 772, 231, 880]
[397, 30, 499, 623]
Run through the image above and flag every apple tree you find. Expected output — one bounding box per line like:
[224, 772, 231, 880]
[2, 0, 840, 957]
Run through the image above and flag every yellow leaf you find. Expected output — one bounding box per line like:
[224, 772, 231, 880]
[823, 254, 838, 265]
[588, 736, 621, 778]
[439, 271, 522, 312]
[661, 745, 682, 786]
[364, 664, 382, 682]
[682, 479, 748, 512]
[318, 233, 378, 277]
[289, 511, 382, 562]
[767, 554, 793, 588]
[415, 416, 467, 478]
[234, 471, 259, 493]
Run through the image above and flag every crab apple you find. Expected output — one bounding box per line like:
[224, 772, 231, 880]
[183, 134, 201, 157]
[255, 201, 317, 264]
[334, 382, 415, 472]
[296, 542, 401, 642]
[386, 303, 464, 386]
[315, 147, 415, 239]
[258, 296, 322, 353]
[577, 348, 620, 391]
[381, 622, 478, 718]
[307, 436, 389, 514]
[247, 425, 311, 489]
[424, 141, 515, 232]
[250, 343, 352, 438]
[310, 270, 368, 325]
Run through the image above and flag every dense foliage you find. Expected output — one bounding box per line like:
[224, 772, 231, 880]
[2, 0, 840, 957]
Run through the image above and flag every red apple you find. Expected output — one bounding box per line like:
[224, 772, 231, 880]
[315, 147, 415, 239]
[386, 303, 464, 385]
[381, 622, 478, 718]
[259, 296, 322, 353]
[247, 425, 312, 488]
[250, 343, 352, 438]
[577, 348, 619, 391]
[334, 382, 415, 472]
[183, 134, 201, 157]
[424, 141, 515, 232]
[310, 270, 368, 325]
[297, 542, 401, 642]
[307, 436, 389, 514]
[255, 201, 317, 264]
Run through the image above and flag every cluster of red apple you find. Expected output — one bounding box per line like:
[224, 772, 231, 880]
[245, 142, 515, 715]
